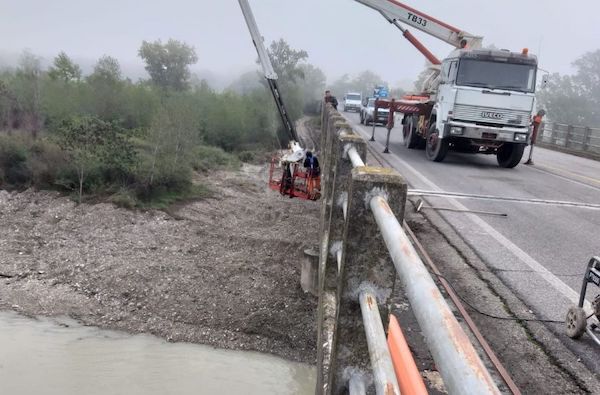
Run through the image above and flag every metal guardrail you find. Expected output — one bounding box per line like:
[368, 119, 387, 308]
[315, 103, 501, 395]
[540, 122, 600, 155]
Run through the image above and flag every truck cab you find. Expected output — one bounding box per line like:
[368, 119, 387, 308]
[431, 48, 537, 167]
[343, 92, 363, 112]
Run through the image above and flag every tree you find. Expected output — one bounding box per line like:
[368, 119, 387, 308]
[88, 55, 122, 85]
[138, 39, 198, 91]
[267, 39, 308, 83]
[84, 56, 126, 121]
[55, 116, 134, 203]
[14, 50, 43, 137]
[539, 49, 600, 126]
[48, 52, 82, 82]
[298, 64, 326, 113]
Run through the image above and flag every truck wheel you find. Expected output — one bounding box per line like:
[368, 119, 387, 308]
[425, 124, 449, 162]
[566, 306, 587, 339]
[497, 143, 525, 168]
[403, 116, 419, 149]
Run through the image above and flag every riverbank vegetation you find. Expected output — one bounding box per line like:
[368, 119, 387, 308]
[0, 39, 325, 207]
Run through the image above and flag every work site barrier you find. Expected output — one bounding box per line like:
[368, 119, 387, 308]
[314, 103, 500, 395]
[540, 122, 600, 157]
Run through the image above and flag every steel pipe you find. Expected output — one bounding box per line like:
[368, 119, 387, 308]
[348, 373, 367, 395]
[369, 195, 500, 395]
[359, 290, 400, 395]
[342, 194, 349, 220]
[347, 146, 365, 168]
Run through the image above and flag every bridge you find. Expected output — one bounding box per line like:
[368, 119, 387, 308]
[304, 103, 600, 394]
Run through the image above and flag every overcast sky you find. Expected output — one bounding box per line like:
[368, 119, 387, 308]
[1, 0, 599, 89]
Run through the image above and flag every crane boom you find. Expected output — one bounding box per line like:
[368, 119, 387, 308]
[353, 0, 482, 53]
[238, 0, 299, 143]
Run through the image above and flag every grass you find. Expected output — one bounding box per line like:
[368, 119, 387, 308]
[110, 184, 212, 210]
[192, 145, 240, 172]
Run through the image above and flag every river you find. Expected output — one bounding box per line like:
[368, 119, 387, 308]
[0, 311, 315, 394]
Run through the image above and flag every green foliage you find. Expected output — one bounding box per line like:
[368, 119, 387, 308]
[0, 135, 31, 186]
[539, 49, 600, 126]
[267, 39, 308, 83]
[192, 145, 240, 172]
[0, 38, 321, 208]
[54, 116, 135, 202]
[138, 39, 198, 91]
[48, 52, 82, 82]
[88, 55, 122, 85]
[256, 39, 325, 143]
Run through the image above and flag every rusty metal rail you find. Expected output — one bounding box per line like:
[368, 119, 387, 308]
[369, 194, 500, 395]
[318, 104, 504, 394]
[343, 141, 500, 394]
[366, 137, 521, 394]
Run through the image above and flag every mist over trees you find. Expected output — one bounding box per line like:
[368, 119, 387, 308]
[328, 70, 387, 99]
[539, 49, 600, 126]
[0, 38, 322, 206]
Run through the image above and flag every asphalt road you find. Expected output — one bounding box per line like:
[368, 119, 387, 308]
[340, 111, 600, 372]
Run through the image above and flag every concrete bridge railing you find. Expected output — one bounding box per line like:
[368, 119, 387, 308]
[313, 103, 501, 395]
[540, 122, 600, 157]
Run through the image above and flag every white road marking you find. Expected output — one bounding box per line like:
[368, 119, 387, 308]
[347, 115, 590, 310]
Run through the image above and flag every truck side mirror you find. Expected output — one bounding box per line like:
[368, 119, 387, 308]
[541, 74, 549, 89]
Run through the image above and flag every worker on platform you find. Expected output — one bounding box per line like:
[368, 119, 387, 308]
[304, 151, 321, 199]
[324, 90, 338, 110]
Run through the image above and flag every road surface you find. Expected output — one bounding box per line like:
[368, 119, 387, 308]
[340, 111, 600, 372]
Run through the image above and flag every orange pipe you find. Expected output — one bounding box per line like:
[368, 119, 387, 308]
[387, 315, 429, 395]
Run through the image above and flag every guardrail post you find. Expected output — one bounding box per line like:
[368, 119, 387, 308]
[566, 124, 573, 147]
[330, 166, 407, 394]
[583, 126, 591, 151]
[551, 122, 557, 145]
[316, 115, 367, 394]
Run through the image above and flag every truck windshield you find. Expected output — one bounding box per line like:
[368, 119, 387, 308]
[346, 94, 361, 100]
[456, 59, 536, 93]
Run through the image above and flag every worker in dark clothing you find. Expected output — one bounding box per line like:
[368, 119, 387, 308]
[304, 151, 320, 177]
[324, 90, 338, 110]
[280, 162, 293, 197]
[304, 151, 321, 199]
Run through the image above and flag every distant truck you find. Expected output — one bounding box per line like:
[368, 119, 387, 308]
[360, 97, 390, 125]
[343, 92, 362, 112]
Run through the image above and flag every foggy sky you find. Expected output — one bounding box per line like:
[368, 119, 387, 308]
[1, 0, 599, 90]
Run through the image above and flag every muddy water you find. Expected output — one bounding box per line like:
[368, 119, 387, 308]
[0, 311, 315, 395]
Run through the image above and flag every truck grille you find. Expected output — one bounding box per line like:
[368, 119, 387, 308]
[453, 104, 530, 127]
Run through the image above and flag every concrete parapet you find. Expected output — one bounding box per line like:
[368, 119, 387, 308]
[329, 166, 407, 394]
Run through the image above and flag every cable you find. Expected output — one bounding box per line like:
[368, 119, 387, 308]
[432, 272, 565, 324]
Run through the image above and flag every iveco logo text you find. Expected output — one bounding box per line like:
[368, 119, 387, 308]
[481, 111, 503, 119]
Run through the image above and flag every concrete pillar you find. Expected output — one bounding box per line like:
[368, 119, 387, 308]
[331, 166, 408, 394]
[316, 108, 361, 394]
[301, 248, 319, 296]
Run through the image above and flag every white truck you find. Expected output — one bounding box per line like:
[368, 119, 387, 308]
[360, 97, 390, 125]
[343, 92, 362, 112]
[355, 0, 543, 168]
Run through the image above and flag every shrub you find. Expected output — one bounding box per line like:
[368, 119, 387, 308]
[192, 145, 240, 172]
[0, 135, 32, 187]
